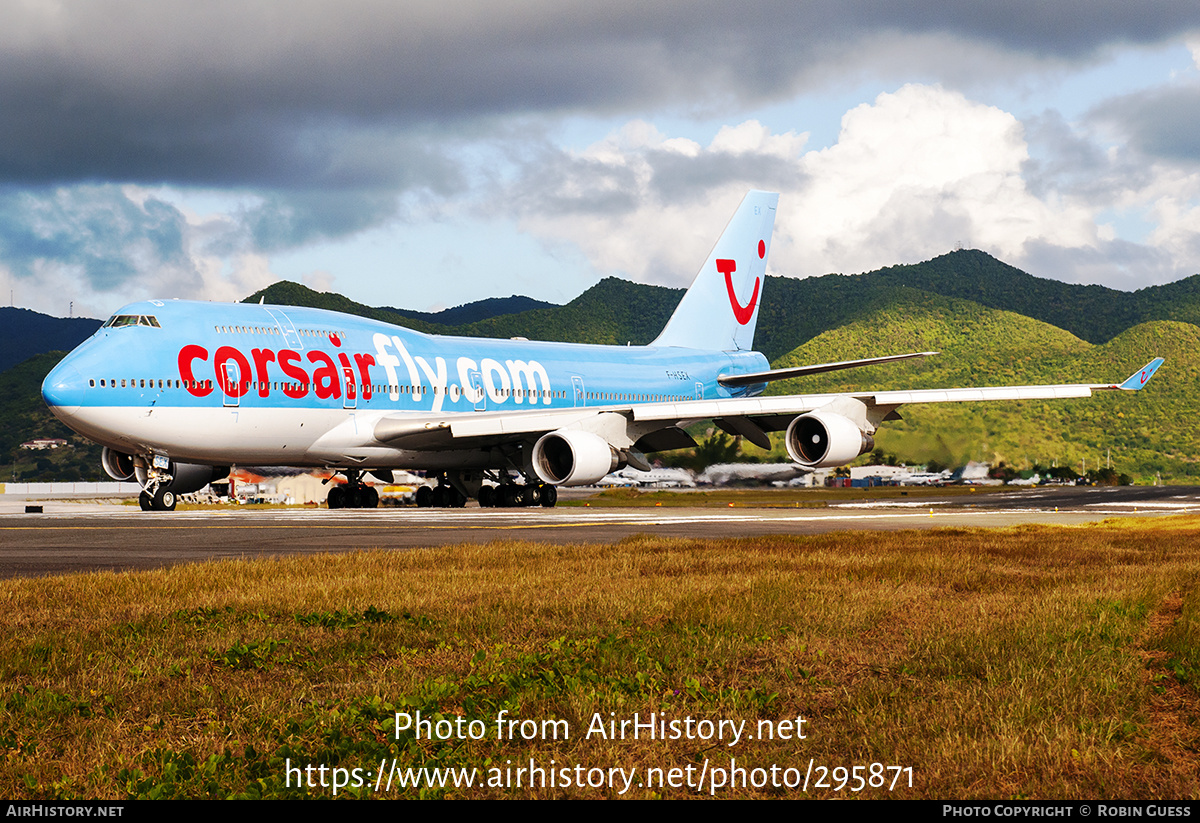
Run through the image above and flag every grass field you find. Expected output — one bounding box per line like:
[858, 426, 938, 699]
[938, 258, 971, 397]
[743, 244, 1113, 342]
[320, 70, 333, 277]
[1, 516, 1197, 799]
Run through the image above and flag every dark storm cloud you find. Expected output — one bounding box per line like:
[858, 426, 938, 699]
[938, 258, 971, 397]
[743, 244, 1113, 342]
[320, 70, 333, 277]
[645, 148, 808, 203]
[494, 140, 807, 220]
[1090, 84, 1200, 163]
[1022, 110, 1158, 204]
[1019, 236, 1187, 288]
[238, 188, 406, 251]
[502, 154, 642, 217]
[1, 0, 1198, 188]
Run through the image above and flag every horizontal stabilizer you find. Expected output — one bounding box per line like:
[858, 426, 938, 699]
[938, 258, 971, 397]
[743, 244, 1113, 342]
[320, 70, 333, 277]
[718, 351, 938, 388]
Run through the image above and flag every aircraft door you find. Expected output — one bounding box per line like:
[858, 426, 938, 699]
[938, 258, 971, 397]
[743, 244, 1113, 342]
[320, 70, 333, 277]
[468, 370, 486, 411]
[695, 381, 705, 400]
[342, 367, 357, 409]
[265, 308, 303, 350]
[222, 361, 240, 408]
[572, 376, 585, 407]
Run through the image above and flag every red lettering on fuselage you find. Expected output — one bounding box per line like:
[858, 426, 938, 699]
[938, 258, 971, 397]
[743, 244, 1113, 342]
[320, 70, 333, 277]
[178, 344, 213, 397]
[308, 350, 340, 399]
[251, 348, 276, 398]
[214, 346, 252, 398]
[277, 350, 309, 398]
[353, 353, 376, 400]
[168, 343, 372, 406]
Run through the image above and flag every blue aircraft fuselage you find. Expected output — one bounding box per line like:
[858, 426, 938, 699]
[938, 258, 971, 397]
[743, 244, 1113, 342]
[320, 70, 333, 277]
[41, 298, 770, 469]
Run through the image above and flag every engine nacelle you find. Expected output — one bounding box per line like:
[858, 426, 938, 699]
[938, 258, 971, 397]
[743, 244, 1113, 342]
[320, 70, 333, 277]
[101, 447, 136, 481]
[785, 411, 875, 469]
[532, 429, 619, 486]
[169, 463, 230, 494]
[100, 448, 229, 493]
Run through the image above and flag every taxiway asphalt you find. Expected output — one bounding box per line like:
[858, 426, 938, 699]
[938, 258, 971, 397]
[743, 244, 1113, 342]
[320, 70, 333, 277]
[0, 485, 1197, 579]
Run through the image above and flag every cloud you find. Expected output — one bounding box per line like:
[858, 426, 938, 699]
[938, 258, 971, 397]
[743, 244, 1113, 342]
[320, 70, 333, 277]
[237, 189, 406, 252]
[1091, 83, 1200, 163]
[6, 4, 1200, 312]
[0, 185, 192, 290]
[1, 1, 1198, 188]
[10, 79, 1200, 316]
[788, 85, 1099, 275]
[0, 184, 278, 315]
[499, 87, 1111, 287]
[501, 120, 810, 284]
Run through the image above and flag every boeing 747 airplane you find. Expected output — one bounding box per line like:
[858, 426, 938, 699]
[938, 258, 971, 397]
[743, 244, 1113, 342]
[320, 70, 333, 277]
[41, 191, 1164, 510]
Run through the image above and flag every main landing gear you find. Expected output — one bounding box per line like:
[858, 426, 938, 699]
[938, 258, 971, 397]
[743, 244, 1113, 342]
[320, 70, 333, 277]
[414, 477, 467, 508]
[476, 482, 557, 508]
[413, 472, 558, 508]
[325, 469, 380, 509]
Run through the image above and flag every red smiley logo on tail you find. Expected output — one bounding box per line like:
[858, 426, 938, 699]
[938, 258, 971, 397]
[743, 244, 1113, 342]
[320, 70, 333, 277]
[718, 240, 765, 325]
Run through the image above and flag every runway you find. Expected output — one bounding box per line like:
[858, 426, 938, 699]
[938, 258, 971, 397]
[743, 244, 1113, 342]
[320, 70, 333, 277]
[1, 485, 1197, 579]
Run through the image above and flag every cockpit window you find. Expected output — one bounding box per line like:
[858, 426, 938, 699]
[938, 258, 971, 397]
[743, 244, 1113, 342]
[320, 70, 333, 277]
[103, 315, 160, 328]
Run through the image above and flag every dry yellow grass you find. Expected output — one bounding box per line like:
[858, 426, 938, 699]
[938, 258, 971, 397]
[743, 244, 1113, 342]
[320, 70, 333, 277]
[0, 516, 1197, 798]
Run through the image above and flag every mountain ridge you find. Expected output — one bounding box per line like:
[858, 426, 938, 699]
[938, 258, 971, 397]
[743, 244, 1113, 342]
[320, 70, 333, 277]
[5, 249, 1196, 482]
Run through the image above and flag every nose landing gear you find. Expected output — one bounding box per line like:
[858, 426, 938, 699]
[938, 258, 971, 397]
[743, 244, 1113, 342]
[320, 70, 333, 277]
[138, 486, 177, 511]
[139, 459, 178, 511]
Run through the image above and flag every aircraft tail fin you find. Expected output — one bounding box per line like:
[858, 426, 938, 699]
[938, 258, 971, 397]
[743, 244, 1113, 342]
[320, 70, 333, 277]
[651, 190, 778, 351]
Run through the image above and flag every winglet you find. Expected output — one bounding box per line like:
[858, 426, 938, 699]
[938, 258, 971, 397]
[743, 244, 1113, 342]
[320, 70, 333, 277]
[1116, 358, 1165, 391]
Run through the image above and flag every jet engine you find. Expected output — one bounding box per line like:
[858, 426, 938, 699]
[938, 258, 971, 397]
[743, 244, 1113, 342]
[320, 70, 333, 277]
[785, 411, 875, 469]
[100, 447, 229, 493]
[101, 447, 136, 482]
[168, 463, 231, 494]
[531, 429, 619, 486]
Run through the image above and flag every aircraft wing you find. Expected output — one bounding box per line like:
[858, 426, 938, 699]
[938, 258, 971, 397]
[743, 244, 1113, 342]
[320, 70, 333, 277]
[717, 351, 939, 387]
[375, 358, 1165, 457]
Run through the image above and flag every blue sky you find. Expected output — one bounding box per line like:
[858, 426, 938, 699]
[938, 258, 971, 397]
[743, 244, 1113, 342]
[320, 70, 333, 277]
[3, 1, 1200, 318]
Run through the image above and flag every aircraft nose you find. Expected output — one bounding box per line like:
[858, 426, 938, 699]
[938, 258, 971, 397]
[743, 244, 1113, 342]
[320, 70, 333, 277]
[42, 359, 86, 419]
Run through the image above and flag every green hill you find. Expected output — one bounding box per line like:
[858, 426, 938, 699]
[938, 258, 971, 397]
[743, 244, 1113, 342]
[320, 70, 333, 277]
[754, 250, 1200, 360]
[8, 250, 1197, 483]
[245, 250, 1200, 362]
[764, 293, 1200, 481]
[242, 282, 445, 334]
[0, 307, 102, 374]
[0, 352, 104, 483]
[245, 277, 684, 345]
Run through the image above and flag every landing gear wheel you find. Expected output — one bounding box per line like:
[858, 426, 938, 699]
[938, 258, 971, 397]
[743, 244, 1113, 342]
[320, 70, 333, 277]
[139, 491, 152, 511]
[152, 487, 177, 511]
[478, 485, 495, 508]
[539, 484, 557, 508]
[362, 486, 379, 508]
[327, 485, 345, 509]
[416, 486, 434, 508]
[499, 484, 520, 508]
[523, 484, 542, 507]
